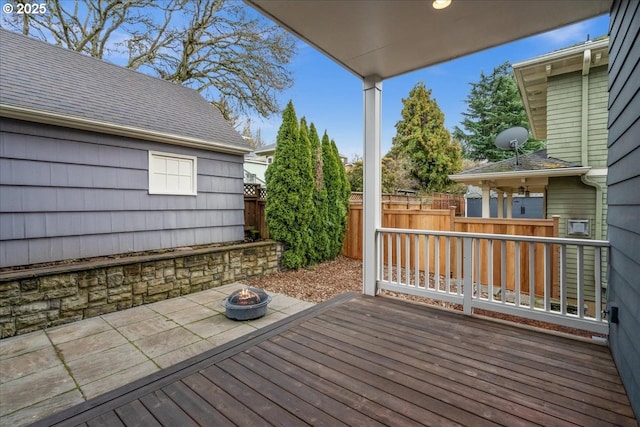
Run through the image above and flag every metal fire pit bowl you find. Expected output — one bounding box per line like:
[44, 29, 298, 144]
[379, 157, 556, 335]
[224, 287, 271, 320]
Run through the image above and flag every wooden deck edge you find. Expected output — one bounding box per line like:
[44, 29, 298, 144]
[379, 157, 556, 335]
[32, 292, 360, 427]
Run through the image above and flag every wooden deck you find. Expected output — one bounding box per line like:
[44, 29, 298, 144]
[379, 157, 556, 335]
[34, 293, 637, 427]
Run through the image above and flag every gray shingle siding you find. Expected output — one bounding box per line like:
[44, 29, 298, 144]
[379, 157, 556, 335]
[0, 119, 245, 267]
[0, 28, 251, 268]
[607, 0, 640, 417]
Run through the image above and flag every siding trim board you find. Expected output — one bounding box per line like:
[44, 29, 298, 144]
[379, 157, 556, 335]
[0, 104, 250, 158]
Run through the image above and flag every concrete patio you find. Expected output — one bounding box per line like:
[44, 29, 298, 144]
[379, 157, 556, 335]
[0, 283, 314, 426]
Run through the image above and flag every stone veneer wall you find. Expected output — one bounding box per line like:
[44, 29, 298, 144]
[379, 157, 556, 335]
[0, 241, 282, 338]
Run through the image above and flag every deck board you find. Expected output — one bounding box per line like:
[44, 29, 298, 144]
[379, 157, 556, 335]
[33, 293, 637, 427]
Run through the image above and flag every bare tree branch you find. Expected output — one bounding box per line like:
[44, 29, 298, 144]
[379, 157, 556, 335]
[4, 0, 296, 124]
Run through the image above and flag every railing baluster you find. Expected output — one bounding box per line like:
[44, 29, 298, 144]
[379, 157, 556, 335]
[396, 233, 401, 284]
[445, 236, 451, 293]
[501, 241, 506, 303]
[595, 246, 602, 321]
[577, 245, 584, 319]
[475, 238, 481, 294]
[456, 237, 462, 295]
[488, 239, 494, 302]
[387, 232, 392, 284]
[529, 242, 535, 309]
[560, 245, 567, 315]
[544, 242, 551, 312]
[405, 233, 411, 286]
[434, 236, 440, 291]
[425, 234, 430, 290]
[515, 242, 521, 307]
[415, 234, 421, 288]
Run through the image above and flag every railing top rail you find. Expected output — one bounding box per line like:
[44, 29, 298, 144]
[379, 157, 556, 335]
[377, 227, 610, 247]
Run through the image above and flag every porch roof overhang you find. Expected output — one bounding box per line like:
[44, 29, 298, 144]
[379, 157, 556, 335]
[449, 166, 591, 193]
[245, 0, 611, 80]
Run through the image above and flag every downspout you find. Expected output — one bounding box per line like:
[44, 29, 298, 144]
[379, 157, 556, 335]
[579, 47, 603, 241]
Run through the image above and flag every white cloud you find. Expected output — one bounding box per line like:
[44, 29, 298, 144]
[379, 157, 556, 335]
[535, 21, 600, 46]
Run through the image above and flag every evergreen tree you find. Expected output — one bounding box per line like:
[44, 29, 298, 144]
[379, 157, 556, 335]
[332, 139, 351, 256]
[307, 122, 331, 263]
[389, 81, 462, 193]
[322, 132, 342, 258]
[453, 61, 544, 161]
[265, 101, 313, 269]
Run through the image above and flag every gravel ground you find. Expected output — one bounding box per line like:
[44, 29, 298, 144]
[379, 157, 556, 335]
[245, 256, 363, 302]
[245, 255, 604, 339]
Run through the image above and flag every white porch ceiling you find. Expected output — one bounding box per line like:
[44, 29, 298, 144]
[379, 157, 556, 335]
[246, 0, 612, 80]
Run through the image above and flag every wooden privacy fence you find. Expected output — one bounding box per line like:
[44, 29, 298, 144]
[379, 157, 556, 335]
[342, 203, 560, 297]
[350, 192, 465, 216]
[244, 184, 268, 239]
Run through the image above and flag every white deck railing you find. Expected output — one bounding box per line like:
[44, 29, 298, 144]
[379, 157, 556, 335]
[377, 228, 610, 335]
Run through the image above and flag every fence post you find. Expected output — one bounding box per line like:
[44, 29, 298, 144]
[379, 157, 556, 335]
[463, 236, 473, 315]
[449, 206, 456, 231]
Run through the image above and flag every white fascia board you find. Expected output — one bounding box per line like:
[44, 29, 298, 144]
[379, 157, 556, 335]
[512, 38, 609, 69]
[1, 104, 251, 155]
[449, 166, 591, 183]
[586, 168, 608, 176]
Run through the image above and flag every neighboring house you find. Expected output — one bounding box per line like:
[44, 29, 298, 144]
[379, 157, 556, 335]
[451, 38, 609, 243]
[513, 37, 610, 244]
[243, 143, 276, 186]
[450, 38, 610, 301]
[243, 142, 349, 187]
[0, 29, 251, 268]
[243, 153, 268, 186]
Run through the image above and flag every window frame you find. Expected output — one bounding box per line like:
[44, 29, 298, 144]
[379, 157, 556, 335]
[148, 150, 197, 196]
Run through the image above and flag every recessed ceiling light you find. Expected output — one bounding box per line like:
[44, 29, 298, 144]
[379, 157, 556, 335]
[433, 0, 452, 10]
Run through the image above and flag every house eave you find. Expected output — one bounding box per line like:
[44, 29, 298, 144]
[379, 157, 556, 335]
[512, 38, 609, 69]
[512, 38, 609, 140]
[0, 104, 252, 155]
[449, 166, 591, 184]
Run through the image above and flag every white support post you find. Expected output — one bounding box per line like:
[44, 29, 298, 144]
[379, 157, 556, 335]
[481, 185, 491, 218]
[506, 193, 513, 218]
[363, 76, 382, 296]
[497, 192, 504, 218]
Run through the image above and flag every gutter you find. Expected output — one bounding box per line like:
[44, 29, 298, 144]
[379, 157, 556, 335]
[449, 166, 591, 183]
[512, 38, 608, 69]
[0, 104, 252, 155]
[579, 48, 604, 242]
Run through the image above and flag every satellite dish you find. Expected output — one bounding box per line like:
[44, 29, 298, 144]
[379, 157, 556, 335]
[495, 126, 529, 150]
[494, 126, 529, 165]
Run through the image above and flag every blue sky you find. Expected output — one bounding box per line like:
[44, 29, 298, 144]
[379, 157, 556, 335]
[252, 14, 610, 160]
[0, 4, 608, 160]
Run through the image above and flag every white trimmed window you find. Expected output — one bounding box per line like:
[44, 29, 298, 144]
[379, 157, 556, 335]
[148, 151, 197, 195]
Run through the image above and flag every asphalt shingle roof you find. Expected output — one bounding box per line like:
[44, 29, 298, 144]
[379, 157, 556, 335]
[0, 29, 249, 152]
[458, 149, 580, 175]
